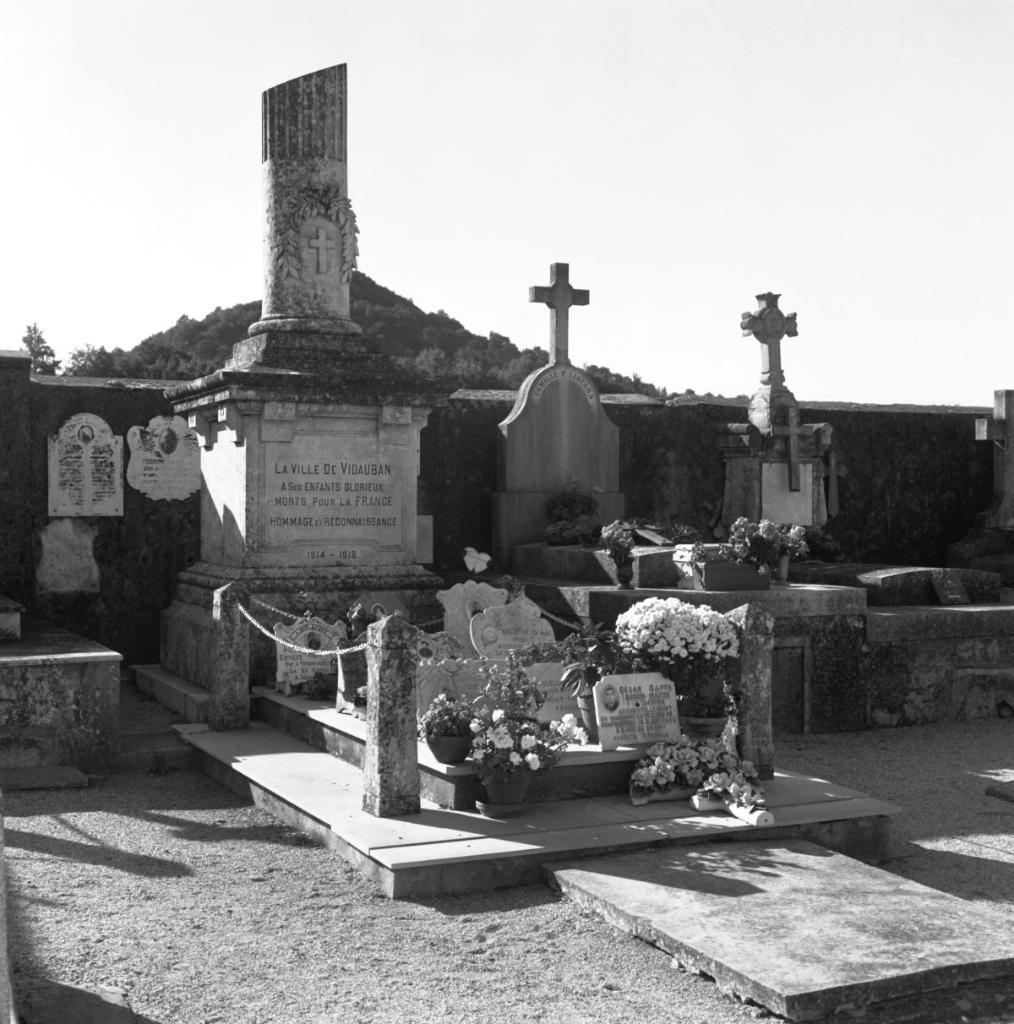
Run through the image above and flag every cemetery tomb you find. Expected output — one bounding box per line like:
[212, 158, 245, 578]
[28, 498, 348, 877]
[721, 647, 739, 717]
[493, 263, 624, 567]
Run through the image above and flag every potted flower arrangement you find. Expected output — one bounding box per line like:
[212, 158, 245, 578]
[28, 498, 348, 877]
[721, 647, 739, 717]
[469, 654, 587, 814]
[629, 737, 772, 826]
[559, 627, 633, 743]
[723, 518, 809, 581]
[599, 519, 638, 588]
[544, 484, 601, 546]
[418, 693, 476, 764]
[613, 596, 740, 739]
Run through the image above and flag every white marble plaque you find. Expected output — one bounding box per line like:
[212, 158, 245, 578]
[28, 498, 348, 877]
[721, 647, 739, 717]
[262, 433, 405, 563]
[593, 673, 680, 751]
[436, 580, 509, 650]
[48, 413, 123, 516]
[469, 603, 554, 659]
[126, 415, 201, 500]
[527, 662, 580, 725]
[761, 463, 813, 525]
[273, 616, 347, 696]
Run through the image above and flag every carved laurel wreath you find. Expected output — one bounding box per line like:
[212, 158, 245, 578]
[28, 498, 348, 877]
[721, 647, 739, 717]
[273, 185, 359, 284]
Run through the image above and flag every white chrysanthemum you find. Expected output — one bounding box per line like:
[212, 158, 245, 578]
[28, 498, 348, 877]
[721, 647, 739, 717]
[525, 753, 541, 771]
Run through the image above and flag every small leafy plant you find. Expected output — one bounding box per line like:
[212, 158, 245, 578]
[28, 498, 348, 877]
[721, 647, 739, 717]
[418, 693, 475, 739]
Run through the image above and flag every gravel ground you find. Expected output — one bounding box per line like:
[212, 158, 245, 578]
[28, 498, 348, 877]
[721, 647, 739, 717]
[4, 715, 1013, 1024]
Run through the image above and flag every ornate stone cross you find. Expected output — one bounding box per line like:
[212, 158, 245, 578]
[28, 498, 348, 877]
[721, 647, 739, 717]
[741, 292, 798, 389]
[529, 262, 589, 365]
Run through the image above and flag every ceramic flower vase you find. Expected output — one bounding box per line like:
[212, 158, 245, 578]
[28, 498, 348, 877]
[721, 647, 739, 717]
[576, 693, 599, 744]
[681, 716, 728, 742]
[775, 553, 791, 582]
[425, 734, 472, 765]
[477, 773, 532, 818]
[614, 560, 634, 589]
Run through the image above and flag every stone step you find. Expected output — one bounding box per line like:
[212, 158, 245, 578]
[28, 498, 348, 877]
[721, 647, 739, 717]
[0, 766, 88, 790]
[549, 840, 1014, 1022]
[171, 721, 900, 899]
[132, 664, 208, 723]
[117, 732, 198, 773]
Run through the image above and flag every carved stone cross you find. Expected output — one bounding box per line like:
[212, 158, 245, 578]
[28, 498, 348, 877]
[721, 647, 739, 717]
[529, 262, 589, 365]
[741, 292, 798, 389]
[307, 227, 337, 274]
[770, 406, 810, 491]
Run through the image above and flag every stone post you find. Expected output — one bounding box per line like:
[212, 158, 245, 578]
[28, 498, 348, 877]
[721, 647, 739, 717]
[0, 799, 11, 1024]
[208, 583, 251, 730]
[728, 603, 775, 780]
[362, 615, 421, 817]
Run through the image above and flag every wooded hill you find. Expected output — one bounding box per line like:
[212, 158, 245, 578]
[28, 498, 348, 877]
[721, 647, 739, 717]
[64, 272, 668, 397]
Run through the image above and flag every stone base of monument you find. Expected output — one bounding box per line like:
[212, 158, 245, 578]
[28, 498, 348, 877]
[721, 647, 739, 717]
[159, 561, 442, 698]
[0, 616, 121, 771]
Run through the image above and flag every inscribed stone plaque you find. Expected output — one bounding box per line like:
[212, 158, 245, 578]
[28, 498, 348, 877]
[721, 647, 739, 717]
[931, 569, 971, 606]
[126, 415, 201, 500]
[527, 663, 580, 725]
[436, 580, 509, 650]
[416, 659, 486, 717]
[761, 462, 813, 525]
[469, 603, 554, 659]
[593, 673, 680, 751]
[48, 413, 123, 516]
[273, 616, 347, 696]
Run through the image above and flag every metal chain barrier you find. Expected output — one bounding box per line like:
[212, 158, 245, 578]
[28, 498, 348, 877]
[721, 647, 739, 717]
[236, 602, 369, 658]
[250, 595, 303, 622]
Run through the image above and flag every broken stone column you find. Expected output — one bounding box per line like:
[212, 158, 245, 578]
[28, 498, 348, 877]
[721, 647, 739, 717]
[362, 615, 421, 817]
[728, 603, 775, 780]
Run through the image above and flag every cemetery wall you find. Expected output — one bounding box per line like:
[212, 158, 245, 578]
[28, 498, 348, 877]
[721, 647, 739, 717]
[4, 375, 993, 667]
[426, 394, 992, 572]
[8, 372, 199, 665]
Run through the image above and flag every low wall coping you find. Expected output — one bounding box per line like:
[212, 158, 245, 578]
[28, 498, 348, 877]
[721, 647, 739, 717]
[0, 616, 123, 668]
[866, 605, 1014, 642]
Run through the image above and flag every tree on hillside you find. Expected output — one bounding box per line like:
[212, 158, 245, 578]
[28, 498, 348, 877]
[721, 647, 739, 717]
[21, 323, 61, 375]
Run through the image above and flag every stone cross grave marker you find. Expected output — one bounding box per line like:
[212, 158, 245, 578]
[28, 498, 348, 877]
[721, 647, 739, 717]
[592, 673, 681, 751]
[529, 262, 589, 366]
[469, 602, 554, 659]
[273, 615, 347, 696]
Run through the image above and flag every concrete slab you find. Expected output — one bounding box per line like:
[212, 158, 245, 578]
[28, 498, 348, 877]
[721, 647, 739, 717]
[550, 840, 1014, 1022]
[172, 722, 901, 898]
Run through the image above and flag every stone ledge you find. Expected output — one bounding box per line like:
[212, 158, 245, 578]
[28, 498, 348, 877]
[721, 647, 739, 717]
[866, 605, 1014, 641]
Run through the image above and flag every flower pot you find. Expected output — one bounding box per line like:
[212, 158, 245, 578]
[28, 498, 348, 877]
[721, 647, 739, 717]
[477, 774, 532, 817]
[693, 562, 770, 591]
[614, 561, 634, 589]
[576, 693, 599, 744]
[628, 785, 694, 807]
[681, 716, 728, 741]
[425, 734, 472, 765]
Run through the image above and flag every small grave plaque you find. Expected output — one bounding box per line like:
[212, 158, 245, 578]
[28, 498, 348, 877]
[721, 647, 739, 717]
[273, 616, 347, 696]
[593, 673, 680, 751]
[126, 415, 201, 500]
[526, 663, 580, 725]
[436, 580, 508, 650]
[469, 603, 554, 659]
[416, 658, 486, 717]
[931, 569, 971, 606]
[48, 413, 123, 516]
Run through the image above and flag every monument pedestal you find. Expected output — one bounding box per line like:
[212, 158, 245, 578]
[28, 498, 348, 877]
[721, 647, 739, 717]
[718, 421, 832, 527]
[161, 363, 443, 715]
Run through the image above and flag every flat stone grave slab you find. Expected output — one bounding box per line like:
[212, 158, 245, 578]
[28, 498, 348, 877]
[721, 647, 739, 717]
[789, 562, 1001, 605]
[550, 839, 1014, 1022]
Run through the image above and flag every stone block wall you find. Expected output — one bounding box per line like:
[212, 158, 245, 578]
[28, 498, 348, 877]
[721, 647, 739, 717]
[2, 368, 199, 665]
[0, 369, 996, 673]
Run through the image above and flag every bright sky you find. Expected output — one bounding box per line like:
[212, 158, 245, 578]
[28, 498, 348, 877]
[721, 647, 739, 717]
[1, 0, 1011, 405]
